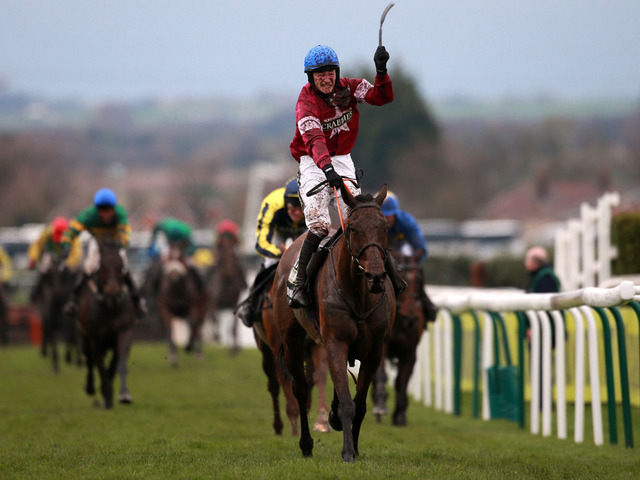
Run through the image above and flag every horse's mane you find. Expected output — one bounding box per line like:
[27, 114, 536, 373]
[354, 192, 375, 203]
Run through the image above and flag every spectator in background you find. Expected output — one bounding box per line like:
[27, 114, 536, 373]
[524, 246, 560, 293]
[524, 245, 561, 411]
[0, 244, 12, 345]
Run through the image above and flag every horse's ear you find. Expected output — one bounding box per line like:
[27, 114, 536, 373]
[373, 183, 388, 207]
[340, 182, 358, 209]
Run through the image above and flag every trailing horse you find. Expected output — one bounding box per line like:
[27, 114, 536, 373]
[32, 254, 78, 371]
[251, 269, 331, 436]
[76, 241, 137, 408]
[270, 184, 395, 462]
[372, 251, 435, 425]
[206, 229, 247, 352]
[157, 244, 208, 366]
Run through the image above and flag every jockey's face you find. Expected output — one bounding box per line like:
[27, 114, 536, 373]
[385, 214, 396, 228]
[97, 206, 115, 224]
[287, 204, 304, 223]
[312, 69, 336, 95]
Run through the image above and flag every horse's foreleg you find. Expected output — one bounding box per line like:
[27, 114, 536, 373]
[259, 342, 285, 435]
[117, 329, 134, 404]
[393, 353, 417, 426]
[351, 350, 383, 459]
[372, 359, 389, 420]
[160, 306, 178, 367]
[82, 336, 96, 397]
[325, 341, 356, 462]
[312, 345, 330, 433]
[285, 341, 313, 457]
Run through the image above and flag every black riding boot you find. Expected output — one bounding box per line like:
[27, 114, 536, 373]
[188, 265, 205, 295]
[385, 255, 407, 296]
[288, 232, 323, 309]
[237, 287, 259, 328]
[124, 270, 147, 317]
[64, 272, 88, 315]
[30, 273, 45, 304]
[419, 287, 438, 323]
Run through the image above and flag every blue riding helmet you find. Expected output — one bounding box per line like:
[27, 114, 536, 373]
[304, 45, 340, 73]
[284, 178, 301, 207]
[381, 194, 400, 216]
[93, 188, 117, 208]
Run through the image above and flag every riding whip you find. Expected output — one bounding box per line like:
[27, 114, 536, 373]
[379, 3, 395, 47]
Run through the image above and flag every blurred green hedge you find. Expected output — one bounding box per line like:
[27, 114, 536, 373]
[612, 210, 640, 275]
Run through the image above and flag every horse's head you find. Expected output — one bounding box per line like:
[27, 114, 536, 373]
[341, 184, 389, 294]
[96, 240, 126, 309]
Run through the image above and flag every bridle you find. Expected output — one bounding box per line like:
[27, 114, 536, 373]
[344, 203, 388, 275]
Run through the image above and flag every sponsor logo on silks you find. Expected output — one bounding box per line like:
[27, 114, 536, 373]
[322, 109, 353, 136]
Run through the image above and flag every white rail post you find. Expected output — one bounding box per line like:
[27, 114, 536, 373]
[555, 229, 569, 291]
[579, 306, 604, 446]
[581, 203, 597, 288]
[550, 310, 567, 440]
[570, 307, 586, 443]
[568, 219, 583, 290]
[538, 311, 553, 437]
[481, 311, 493, 421]
[422, 329, 432, 407]
[433, 315, 443, 411]
[596, 192, 619, 285]
[526, 310, 541, 434]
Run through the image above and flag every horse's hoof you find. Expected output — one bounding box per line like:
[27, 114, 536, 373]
[392, 414, 407, 426]
[119, 393, 133, 404]
[373, 406, 388, 416]
[328, 410, 343, 432]
[342, 454, 355, 463]
[313, 420, 331, 433]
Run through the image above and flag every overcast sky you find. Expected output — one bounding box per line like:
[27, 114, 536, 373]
[2, 0, 639, 103]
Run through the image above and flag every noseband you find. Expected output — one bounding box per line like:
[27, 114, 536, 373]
[344, 203, 388, 274]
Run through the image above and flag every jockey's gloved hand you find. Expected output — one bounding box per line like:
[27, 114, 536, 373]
[322, 164, 343, 188]
[374, 46, 389, 74]
[148, 246, 160, 259]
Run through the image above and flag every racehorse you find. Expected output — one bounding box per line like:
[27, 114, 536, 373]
[252, 272, 331, 436]
[372, 251, 432, 425]
[206, 230, 247, 352]
[158, 244, 208, 366]
[33, 254, 78, 371]
[270, 184, 395, 462]
[76, 240, 137, 408]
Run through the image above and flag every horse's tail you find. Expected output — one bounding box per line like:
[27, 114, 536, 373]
[276, 344, 292, 382]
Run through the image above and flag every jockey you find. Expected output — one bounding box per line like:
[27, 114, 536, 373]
[148, 217, 197, 260]
[382, 193, 428, 263]
[288, 43, 405, 308]
[28, 217, 82, 271]
[381, 193, 436, 322]
[28, 216, 82, 302]
[0, 244, 12, 286]
[62, 188, 146, 318]
[237, 178, 307, 327]
[148, 217, 204, 293]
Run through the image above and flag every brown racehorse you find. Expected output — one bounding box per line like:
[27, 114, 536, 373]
[33, 254, 78, 372]
[76, 240, 137, 408]
[207, 230, 247, 352]
[270, 184, 395, 462]
[252, 271, 330, 436]
[372, 251, 433, 425]
[158, 244, 208, 366]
